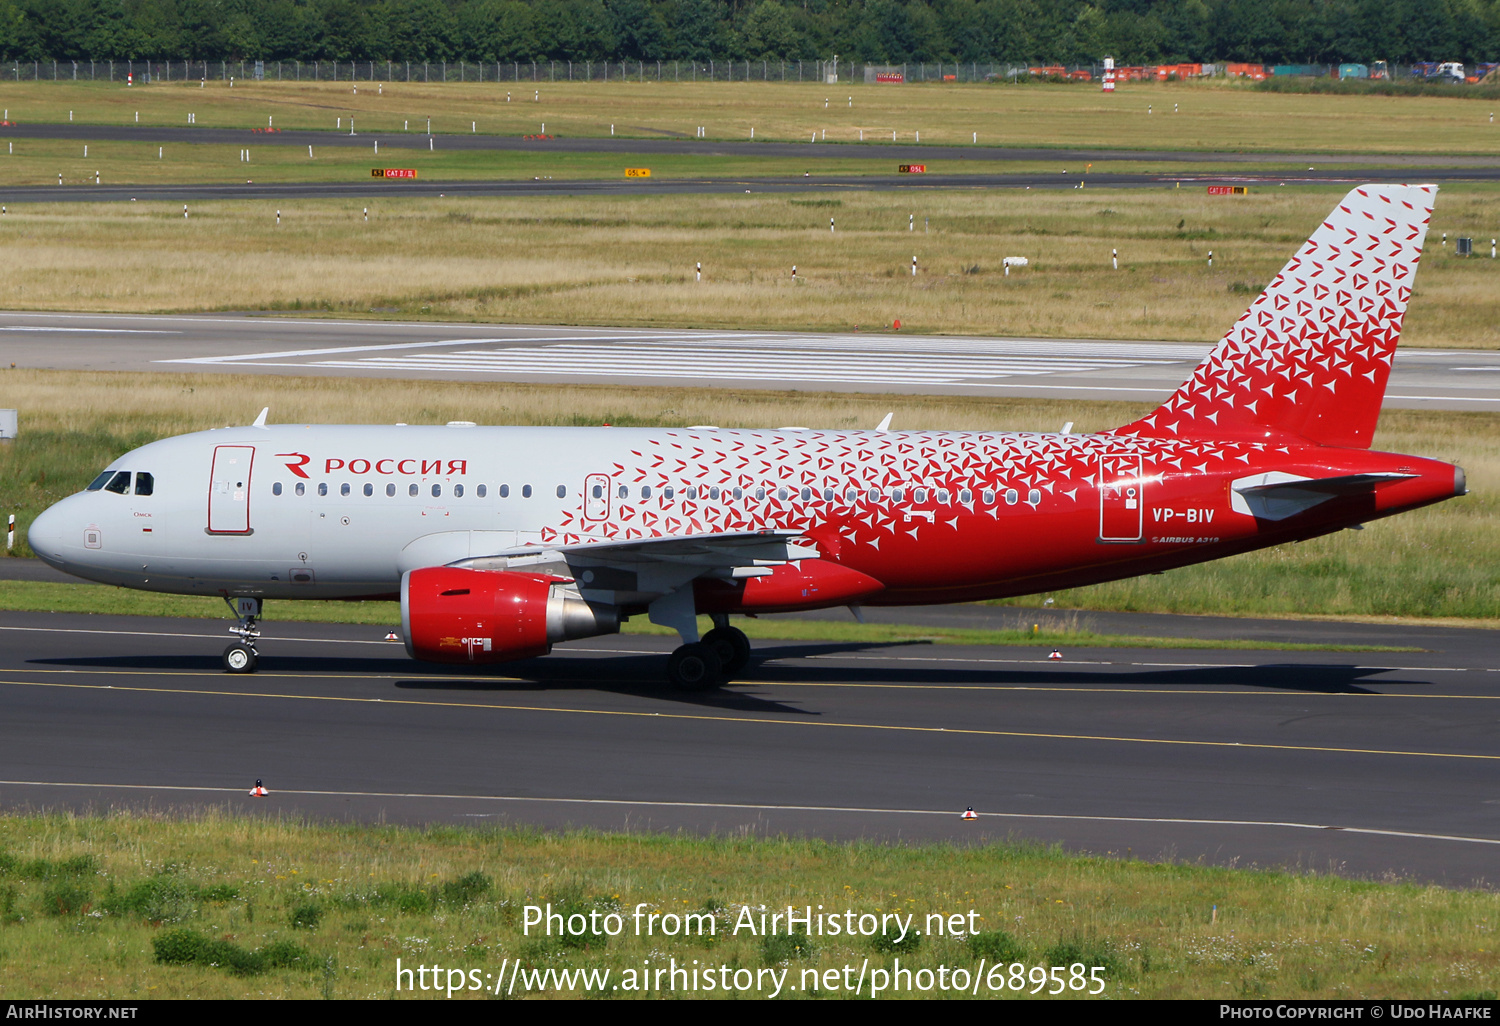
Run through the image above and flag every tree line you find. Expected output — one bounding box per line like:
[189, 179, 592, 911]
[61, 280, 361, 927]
[0, 0, 1494, 67]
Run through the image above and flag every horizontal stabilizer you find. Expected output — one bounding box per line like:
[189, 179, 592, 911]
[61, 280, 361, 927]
[1230, 471, 1415, 521]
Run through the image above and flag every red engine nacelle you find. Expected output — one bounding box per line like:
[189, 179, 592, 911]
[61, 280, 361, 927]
[401, 567, 618, 665]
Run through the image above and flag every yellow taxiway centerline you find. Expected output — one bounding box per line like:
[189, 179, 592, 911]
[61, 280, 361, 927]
[2, 677, 1496, 762]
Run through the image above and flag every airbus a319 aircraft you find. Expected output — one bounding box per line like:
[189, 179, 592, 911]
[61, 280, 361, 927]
[29, 184, 1465, 689]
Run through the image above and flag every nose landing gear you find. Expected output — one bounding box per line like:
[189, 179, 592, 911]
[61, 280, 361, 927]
[222, 596, 262, 673]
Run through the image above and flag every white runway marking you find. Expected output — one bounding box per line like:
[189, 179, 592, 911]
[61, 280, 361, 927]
[1, 779, 1496, 846]
[158, 333, 1209, 387]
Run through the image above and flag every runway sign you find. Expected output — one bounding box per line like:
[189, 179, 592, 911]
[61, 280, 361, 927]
[371, 168, 418, 178]
[899, 164, 927, 173]
[1207, 185, 1247, 195]
[625, 168, 652, 177]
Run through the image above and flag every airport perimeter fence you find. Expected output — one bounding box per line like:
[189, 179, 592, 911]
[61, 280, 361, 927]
[4, 59, 1444, 84]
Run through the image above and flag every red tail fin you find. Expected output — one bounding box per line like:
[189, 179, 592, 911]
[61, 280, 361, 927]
[1117, 184, 1435, 449]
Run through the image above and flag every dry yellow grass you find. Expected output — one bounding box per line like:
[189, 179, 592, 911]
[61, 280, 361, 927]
[11, 78, 1500, 155]
[2, 186, 1498, 346]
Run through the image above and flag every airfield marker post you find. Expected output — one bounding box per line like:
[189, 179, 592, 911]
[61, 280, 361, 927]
[1208, 250, 1213, 268]
[1113, 248, 1118, 270]
[7, 514, 13, 550]
[696, 262, 701, 282]
[276, 210, 280, 225]
[910, 213, 914, 231]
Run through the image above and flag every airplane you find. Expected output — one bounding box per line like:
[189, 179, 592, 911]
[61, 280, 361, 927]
[27, 184, 1464, 689]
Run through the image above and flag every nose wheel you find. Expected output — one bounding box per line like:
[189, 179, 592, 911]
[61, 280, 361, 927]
[222, 596, 262, 674]
[223, 642, 258, 673]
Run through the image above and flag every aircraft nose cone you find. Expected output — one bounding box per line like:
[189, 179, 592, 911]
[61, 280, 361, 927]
[27, 502, 68, 568]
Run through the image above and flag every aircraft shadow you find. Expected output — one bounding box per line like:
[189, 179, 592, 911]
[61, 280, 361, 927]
[29, 649, 1420, 696]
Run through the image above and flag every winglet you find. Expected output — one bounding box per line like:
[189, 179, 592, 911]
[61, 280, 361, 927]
[875, 412, 893, 432]
[252, 407, 269, 428]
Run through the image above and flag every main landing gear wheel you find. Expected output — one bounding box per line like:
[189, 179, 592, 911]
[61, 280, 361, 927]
[223, 642, 258, 674]
[703, 626, 751, 677]
[667, 643, 724, 691]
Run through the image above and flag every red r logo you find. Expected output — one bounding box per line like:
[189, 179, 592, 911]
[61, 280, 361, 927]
[276, 452, 311, 479]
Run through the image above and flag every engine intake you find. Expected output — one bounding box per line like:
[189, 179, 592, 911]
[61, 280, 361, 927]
[401, 567, 619, 664]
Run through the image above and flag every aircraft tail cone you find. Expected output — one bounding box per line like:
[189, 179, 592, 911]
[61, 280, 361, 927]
[961, 807, 978, 820]
[1049, 649, 1063, 661]
[249, 779, 268, 797]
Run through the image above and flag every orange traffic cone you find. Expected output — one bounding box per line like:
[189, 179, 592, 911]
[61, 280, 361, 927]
[961, 807, 978, 820]
[1048, 649, 1063, 661]
[249, 779, 268, 797]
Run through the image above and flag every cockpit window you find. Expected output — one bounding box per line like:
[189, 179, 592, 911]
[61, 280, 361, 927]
[86, 471, 114, 491]
[134, 472, 154, 496]
[103, 471, 131, 494]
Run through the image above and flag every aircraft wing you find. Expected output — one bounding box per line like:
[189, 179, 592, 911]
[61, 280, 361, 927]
[1230, 472, 1416, 521]
[441, 528, 819, 603]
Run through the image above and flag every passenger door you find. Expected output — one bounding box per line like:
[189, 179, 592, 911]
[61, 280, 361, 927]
[208, 446, 255, 534]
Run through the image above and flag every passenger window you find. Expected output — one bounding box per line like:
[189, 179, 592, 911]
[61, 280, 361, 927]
[642, 486, 651, 499]
[732, 487, 742, 500]
[592, 484, 602, 499]
[87, 471, 114, 491]
[1028, 488, 1041, 505]
[499, 484, 509, 498]
[363, 483, 373, 497]
[409, 483, 418, 497]
[522, 485, 532, 498]
[295, 482, 305, 497]
[477, 484, 487, 498]
[104, 471, 131, 494]
[914, 488, 927, 502]
[709, 486, 719, 500]
[318, 483, 328, 497]
[755, 487, 765, 501]
[800, 487, 811, 501]
[340, 483, 351, 497]
[135, 472, 154, 496]
[432, 484, 442, 497]
[618, 485, 628, 499]
[777, 487, 788, 501]
[893, 488, 904, 502]
[273, 482, 283, 496]
[846, 488, 857, 502]
[386, 483, 396, 497]
[937, 489, 950, 503]
[454, 484, 464, 498]
[823, 488, 834, 501]
[960, 489, 972, 503]
[982, 489, 995, 504]
[868, 488, 881, 502]
[663, 487, 674, 500]
[556, 485, 566, 499]
[1005, 488, 1018, 505]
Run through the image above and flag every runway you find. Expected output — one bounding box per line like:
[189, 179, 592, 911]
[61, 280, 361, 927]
[1, 608, 1497, 885]
[5, 169, 1500, 203]
[5, 311, 1500, 408]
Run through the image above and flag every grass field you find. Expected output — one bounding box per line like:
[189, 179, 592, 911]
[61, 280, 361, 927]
[1, 370, 1496, 622]
[1, 186, 1498, 346]
[0, 812, 1495, 999]
[0, 137, 1313, 187]
[7, 79, 1500, 155]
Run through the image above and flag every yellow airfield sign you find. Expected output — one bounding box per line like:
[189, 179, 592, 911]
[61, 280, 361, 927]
[625, 168, 652, 177]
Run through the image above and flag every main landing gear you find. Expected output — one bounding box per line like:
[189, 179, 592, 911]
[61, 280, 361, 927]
[666, 618, 751, 691]
[222, 596, 262, 674]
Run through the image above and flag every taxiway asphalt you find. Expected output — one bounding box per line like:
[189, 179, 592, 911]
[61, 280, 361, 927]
[4, 311, 1500, 409]
[0, 608, 1496, 886]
